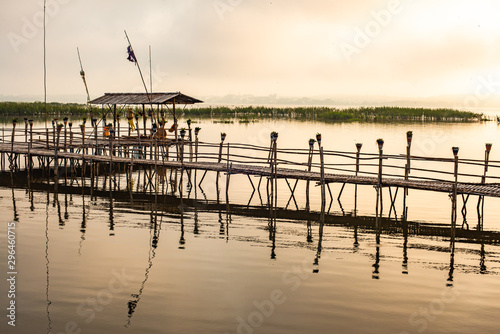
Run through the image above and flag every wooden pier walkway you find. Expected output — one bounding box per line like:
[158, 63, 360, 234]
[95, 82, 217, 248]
[2, 136, 500, 198]
[2, 121, 500, 234]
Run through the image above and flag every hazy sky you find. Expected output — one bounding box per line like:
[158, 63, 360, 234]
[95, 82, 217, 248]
[1, 0, 500, 103]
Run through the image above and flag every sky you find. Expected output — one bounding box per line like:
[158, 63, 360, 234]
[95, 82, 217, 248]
[1, 0, 500, 105]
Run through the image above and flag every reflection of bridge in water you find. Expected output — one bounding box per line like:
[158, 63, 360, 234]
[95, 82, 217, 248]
[2, 122, 500, 235]
[5, 164, 496, 328]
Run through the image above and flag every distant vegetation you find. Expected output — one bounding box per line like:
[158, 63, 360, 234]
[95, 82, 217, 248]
[0, 102, 484, 123]
[0, 102, 87, 117]
[184, 106, 484, 122]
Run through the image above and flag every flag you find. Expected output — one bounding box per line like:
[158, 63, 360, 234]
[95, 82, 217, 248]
[127, 46, 137, 63]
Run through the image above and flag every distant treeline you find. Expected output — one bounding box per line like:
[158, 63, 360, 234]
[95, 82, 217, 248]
[0, 101, 484, 123]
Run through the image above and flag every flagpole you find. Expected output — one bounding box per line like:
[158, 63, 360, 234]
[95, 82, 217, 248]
[149, 45, 153, 95]
[124, 30, 154, 115]
[77, 47, 94, 124]
[43, 0, 47, 128]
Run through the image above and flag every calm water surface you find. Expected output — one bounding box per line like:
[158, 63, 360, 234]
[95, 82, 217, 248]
[1, 119, 500, 334]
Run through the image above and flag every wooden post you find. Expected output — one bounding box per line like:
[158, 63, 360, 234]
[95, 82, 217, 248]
[24, 117, 28, 142]
[173, 100, 178, 141]
[477, 143, 491, 230]
[113, 104, 117, 129]
[10, 120, 17, 172]
[93, 118, 98, 155]
[306, 138, 315, 211]
[403, 131, 412, 221]
[55, 125, 62, 179]
[194, 127, 200, 162]
[80, 124, 86, 178]
[117, 114, 121, 138]
[375, 138, 384, 244]
[52, 119, 56, 147]
[218, 133, 226, 163]
[354, 143, 362, 216]
[63, 117, 68, 152]
[109, 126, 114, 192]
[320, 146, 325, 210]
[187, 119, 193, 162]
[28, 119, 34, 171]
[451, 147, 459, 241]
[142, 105, 147, 137]
[226, 143, 230, 202]
[180, 128, 186, 166]
[10, 120, 16, 156]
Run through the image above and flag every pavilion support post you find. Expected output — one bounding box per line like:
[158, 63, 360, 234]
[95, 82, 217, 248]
[113, 104, 117, 130]
[187, 119, 193, 162]
[93, 118, 98, 155]
[173, 100, 178, 141]
[69, 122, 73, 152]
[117, 114, 121, 139]
[142, 104, 147, 137]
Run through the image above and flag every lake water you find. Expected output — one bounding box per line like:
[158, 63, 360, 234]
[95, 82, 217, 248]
[1, 119, 500, 334]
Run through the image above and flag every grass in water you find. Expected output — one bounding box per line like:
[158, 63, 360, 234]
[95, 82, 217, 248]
[0, 102, 484, 123]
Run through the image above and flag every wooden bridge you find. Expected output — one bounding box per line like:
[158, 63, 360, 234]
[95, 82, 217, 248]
[1, 121, 499, 232]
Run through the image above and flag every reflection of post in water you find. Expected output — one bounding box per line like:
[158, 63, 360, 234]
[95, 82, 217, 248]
[218, 209, 225, 237]
[179, 204, 186, 249]
[179, 176, 186, 249]
[10, 175, 19, 222]
[313, 219, 324, 274]
[79, 192, 87, 256]
[45, 191, 52, 334]
[126, 214, 161, 328]
[353, 225, 359, 250]
[109, 190, 115, 236]
[64, 192, 69, 220]
[55, 190, 65, 228]
[29, 187, 35, 212]
[268, 175, 277, 260]
[306, 219, 313, 243]
[447, 234, 456, 287]
[479, 243, 486, 274]
[402, 220, 408, 275]
[372, 244, 380, 280]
